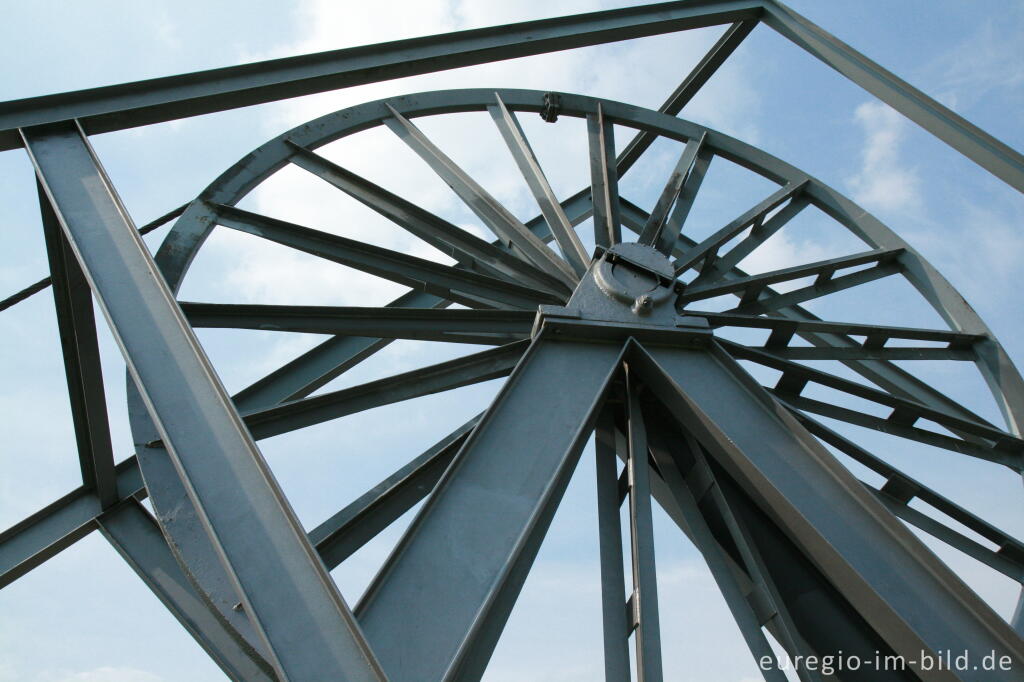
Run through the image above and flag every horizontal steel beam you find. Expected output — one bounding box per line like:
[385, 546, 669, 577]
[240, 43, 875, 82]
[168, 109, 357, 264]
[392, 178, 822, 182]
[183, 302, 533, 345]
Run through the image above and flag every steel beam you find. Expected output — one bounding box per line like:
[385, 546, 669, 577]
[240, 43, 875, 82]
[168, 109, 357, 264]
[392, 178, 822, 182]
[97, 500, 276, 682]
[630, 340, 1024, 679]
[22, 121, 384, 682]
[357, 337, 626, 681]
[0, 1, 762, 150]
[38, 182, 118, 507]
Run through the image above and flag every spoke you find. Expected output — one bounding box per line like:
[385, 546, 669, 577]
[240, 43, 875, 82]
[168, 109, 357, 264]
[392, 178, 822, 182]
[672, 180, 809, 276]
[383, 104, 577, 286]
[241, 340, 528, 441]
[588, 103, 622, 248]
[285, 141, 569, 295]
[97, 501, 275, 681]
[637, 132, 706, 253]
[754, 346, 974, 362]
[681, 248, 904, 305]
[311, 418, 479, 570]
[794, 413, 1024, 583]
[693, 196, 809, 285]
[210, 202, 562, 310]
[698, 310, 985, 347]
[356, 338, 626, 681]
[657, 141, 712, 255]
[183, 302, 533, 345]
[615, 19, 758, 174]
[38, 182, 118, 507]
[722, 340, 1024, 464]
[628, 340, 1024, 673]
[489, 94, 590, 276]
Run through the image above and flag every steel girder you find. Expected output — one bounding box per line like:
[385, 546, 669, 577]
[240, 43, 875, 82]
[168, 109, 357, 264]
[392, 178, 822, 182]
[2, 2, 1023, 681]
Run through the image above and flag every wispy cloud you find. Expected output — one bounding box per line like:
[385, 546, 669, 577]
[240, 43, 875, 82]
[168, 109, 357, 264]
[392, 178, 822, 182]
[846, 101, 922, 216]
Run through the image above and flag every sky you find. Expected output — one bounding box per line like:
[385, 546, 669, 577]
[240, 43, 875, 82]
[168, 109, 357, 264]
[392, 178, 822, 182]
[0, 1, 1023, 681]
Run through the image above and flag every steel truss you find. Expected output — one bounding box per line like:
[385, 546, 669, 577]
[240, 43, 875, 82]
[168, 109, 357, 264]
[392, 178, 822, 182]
[2, 2, 1024, 681]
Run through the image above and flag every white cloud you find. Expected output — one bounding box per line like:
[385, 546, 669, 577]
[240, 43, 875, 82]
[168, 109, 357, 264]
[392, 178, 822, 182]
[846, 101, 922, 216]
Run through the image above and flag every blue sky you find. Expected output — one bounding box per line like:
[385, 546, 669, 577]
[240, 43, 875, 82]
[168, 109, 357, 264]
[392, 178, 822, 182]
[1, 2, 1022, 681]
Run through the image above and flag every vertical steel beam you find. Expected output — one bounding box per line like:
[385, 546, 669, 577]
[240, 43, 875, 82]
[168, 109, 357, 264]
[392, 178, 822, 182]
[625, 376, 663, 681]
[96, 500, 276, 682]
[357, 337, 626, 681]
[37, 182, 118, 507]
[21, 121, 385, 682]
[594, 406, 632, 681]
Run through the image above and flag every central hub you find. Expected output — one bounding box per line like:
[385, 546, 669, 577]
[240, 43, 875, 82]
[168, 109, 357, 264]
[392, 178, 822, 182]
[593, 243, 676, 315]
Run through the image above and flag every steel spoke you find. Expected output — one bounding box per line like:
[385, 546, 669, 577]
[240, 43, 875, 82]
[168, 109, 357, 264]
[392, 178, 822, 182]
[285, 140, 570, 295]
[241, 340, 527, 441]
[383, 104, 577, 286]
[672, 180, 809, 276]
[722, 340, 1024, 462]
[210, 202, 562, 309]
[312, 417, 479, 570]
[183, 302, 533, 345]
[489, 94, 590, 276]
[692, 196, 809, 285]
[680, 248, 904, 305]
[637, 132, 706, 253]
[588, 103, 622, 248]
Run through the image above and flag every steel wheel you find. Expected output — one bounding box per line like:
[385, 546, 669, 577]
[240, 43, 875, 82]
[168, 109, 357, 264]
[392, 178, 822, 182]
[131, 88, 1024, 680]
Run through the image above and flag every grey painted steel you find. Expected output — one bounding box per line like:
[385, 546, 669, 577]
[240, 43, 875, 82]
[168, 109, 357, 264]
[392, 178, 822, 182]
[588, 104, 622, 248]
[614, 19, 755, 174]
[241, 340, 526, 441]
[21, 122, 385, 682]
[594, 409, 631, 681]
[760, 0, 1024, 193]
[637, 133, 703, 251]
[182, 302, 533, 345]
[286, 141, 569, 295]
[127, 88, 1024, 666]
[211, 202, 561, 309]
[357, 338, 626, 681]
[625, 378, 663, 681]
[38, 183, 118, 508]
[384, 105, 578, 286]
[0, 0, 762, 150]
[0, 459, 142, 587]
[630, 341, 1024, 679]
[311, 418, 479, 570]
[644, 420, 788, 682]
[96, 500, 276, 682]
[489, 94, 590, 276]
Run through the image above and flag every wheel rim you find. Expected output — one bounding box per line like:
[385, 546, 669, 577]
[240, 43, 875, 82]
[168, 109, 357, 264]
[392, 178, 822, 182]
[130, 88, 1024, 679]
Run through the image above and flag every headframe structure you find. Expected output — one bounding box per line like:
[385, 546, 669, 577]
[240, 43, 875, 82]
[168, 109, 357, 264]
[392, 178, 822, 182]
[2, 2, 1024, 681]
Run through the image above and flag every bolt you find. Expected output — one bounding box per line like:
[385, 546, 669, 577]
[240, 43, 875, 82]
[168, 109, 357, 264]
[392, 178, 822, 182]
[632, 294, 654, 315]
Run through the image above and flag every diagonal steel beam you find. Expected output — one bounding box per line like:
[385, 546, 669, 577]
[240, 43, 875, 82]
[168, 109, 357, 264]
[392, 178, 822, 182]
[357, 336, 627, 681]
[22, 121, 385, 682]
[629, 339, 1024, 678]
[97, 500, 276, 682]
